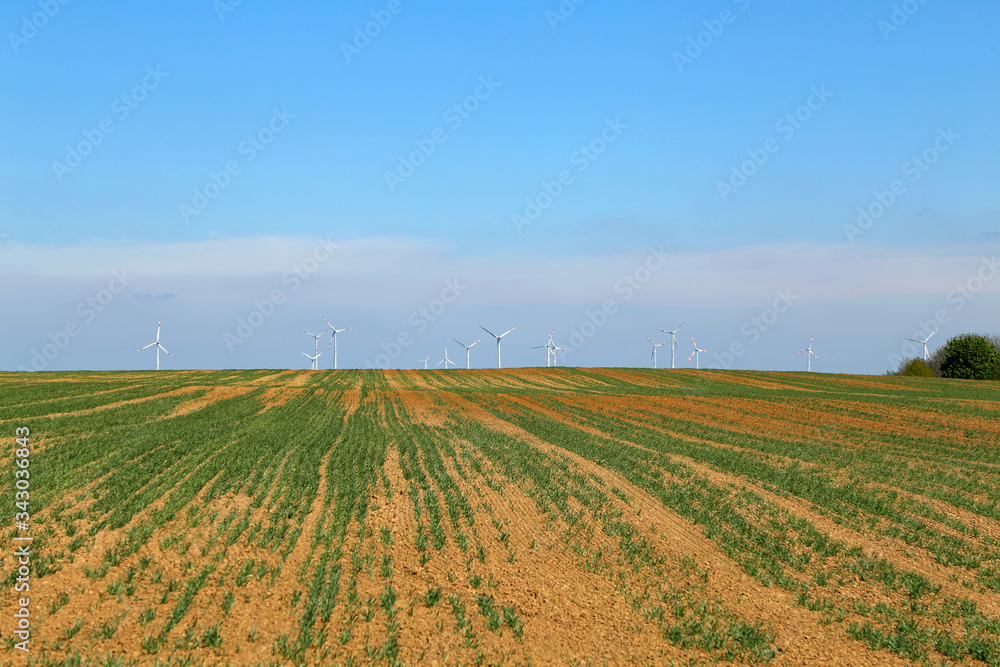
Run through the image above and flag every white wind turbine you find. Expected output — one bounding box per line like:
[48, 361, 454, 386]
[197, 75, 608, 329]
[903, 328, 939, 363]
[689, 336, 707, 369]
[136, 320, 172, 370]
[418, 356, 430, 370]
[322, 317, 352, 370]
[795, 336, 820, 371]
[452, 338, 481, 369]
[549, 331, 568, 367]
[479, 325, 515, 369]
[302, 351, 323, 371]
[531, 330, 557, 367]
[300, 328, 326, 366]
[647, 336, 668, 369]
[657, 321, 684, 369]
[437, 348, 456, 369]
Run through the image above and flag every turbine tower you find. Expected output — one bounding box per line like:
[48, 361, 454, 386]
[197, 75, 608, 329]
[647, 336, 668, 369]
[479, 325, 515, 369]
[137, 320, 172, 370]
[689, 336, 707, 369]
[657, 321, 684, 369]
[418, 356, 430, 370]
[437, 348, 456, 369]
[452, 338, 481, 369]
[796, 337, 820, 371]
[903, 328, 938, 363]
[300, 328, 326, 366]
[302, 351, 323, 371]
[322, 317, 352, 370]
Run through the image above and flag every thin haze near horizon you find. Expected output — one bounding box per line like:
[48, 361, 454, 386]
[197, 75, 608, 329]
[2, 1, 998, 373]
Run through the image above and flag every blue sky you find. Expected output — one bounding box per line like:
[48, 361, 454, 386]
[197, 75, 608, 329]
[2, 0, 998, 372]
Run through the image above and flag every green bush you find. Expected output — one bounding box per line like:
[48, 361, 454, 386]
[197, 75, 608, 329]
[940, 334, 1000, 380]
[887, 357, 938, 377]
[899, 358, 935, 377]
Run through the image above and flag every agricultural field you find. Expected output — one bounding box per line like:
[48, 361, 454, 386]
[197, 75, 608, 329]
[2, 368, 1000, 666]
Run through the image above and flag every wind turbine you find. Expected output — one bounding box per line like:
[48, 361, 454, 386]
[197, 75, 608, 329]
[550, 334, 568, 368]
[452, 338, 481, 369]
[136, 320, 172, 370]
[302, 351, 323, 371]
[903, 328, 938, 363]
[437, 348, 456, 369]
[689, 336, 707, 369]
[418, 356, 430, 370]
[322, 317, 352, 370]
[647, 336, 668, 369]
[300, 328, 326, 366]
[531, 330, 557, 367]
[479, 325, 515, 369]
[795, 336, 820, 371]
[657, 321, 684, 369]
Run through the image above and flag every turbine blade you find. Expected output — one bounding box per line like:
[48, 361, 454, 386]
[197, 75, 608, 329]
[479, 325, 498, 338]
[159, 345, 172, 357]
[500, 327, 515, 337]
[137, 343, 156, 351]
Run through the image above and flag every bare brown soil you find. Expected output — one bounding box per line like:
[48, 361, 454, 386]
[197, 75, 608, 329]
[27, 386, 203, 420]
[164, 386, 256, 418]
[581, 367, 684, 389]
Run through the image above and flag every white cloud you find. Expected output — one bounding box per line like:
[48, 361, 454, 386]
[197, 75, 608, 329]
[1, 235, 997, 309]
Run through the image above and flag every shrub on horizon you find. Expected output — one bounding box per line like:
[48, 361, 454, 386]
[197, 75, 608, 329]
[899, 358, 935, 377]
[940, 333, 1000, 380]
